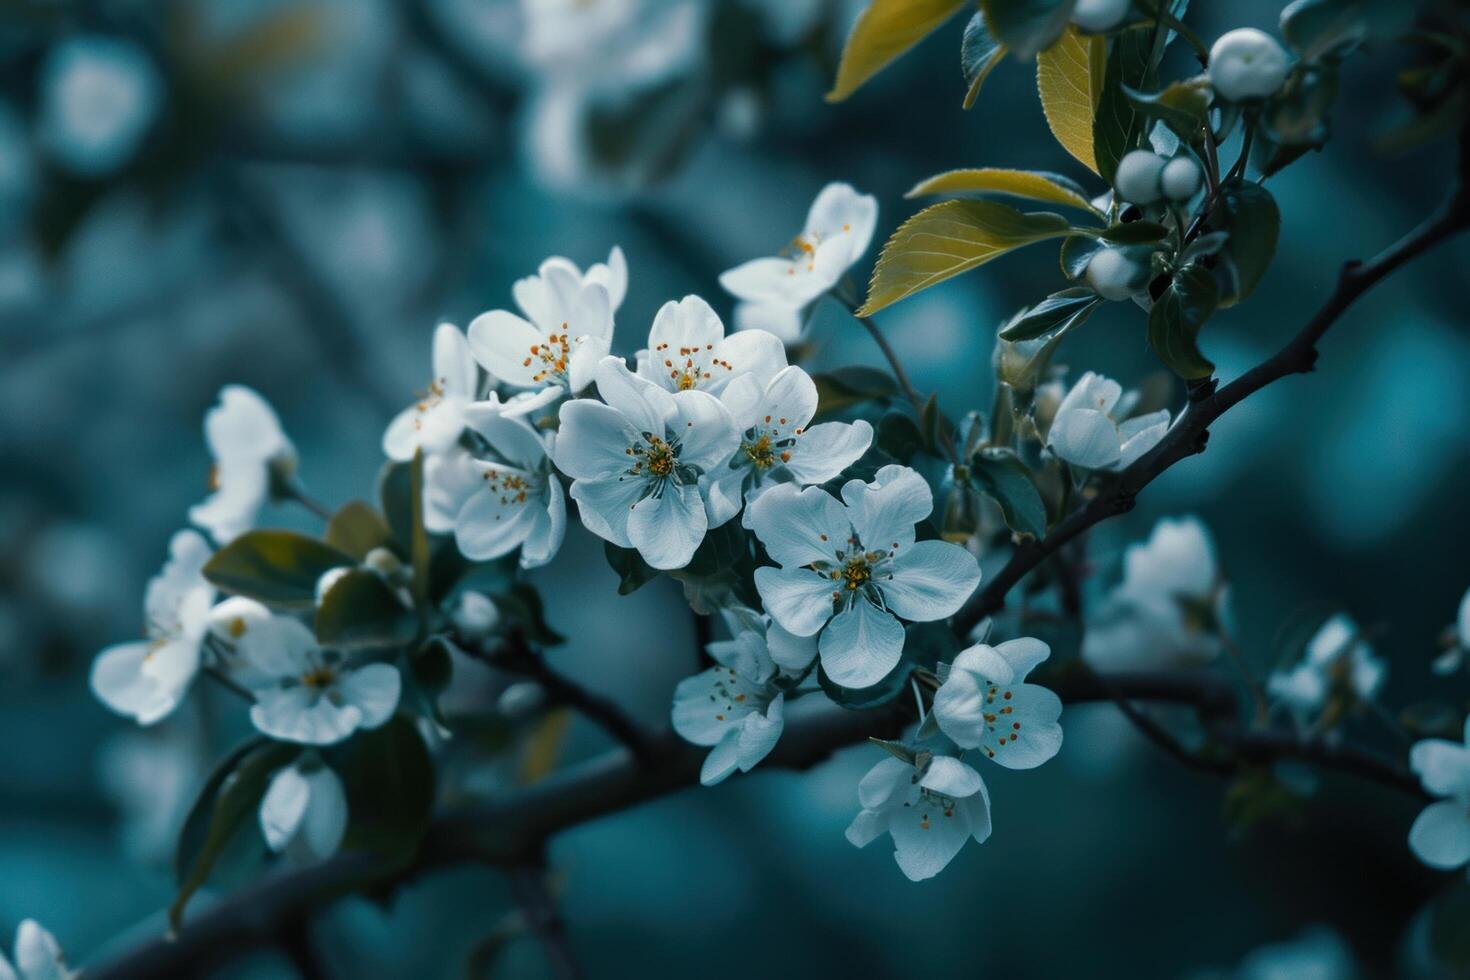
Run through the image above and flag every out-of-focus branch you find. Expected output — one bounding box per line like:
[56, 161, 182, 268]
[506, 863, 583, 980]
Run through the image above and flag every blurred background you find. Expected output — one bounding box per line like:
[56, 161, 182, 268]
[2, 0, 1468, 977]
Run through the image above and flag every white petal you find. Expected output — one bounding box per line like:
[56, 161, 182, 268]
[628, 484, 707, 570]
[298, 766, 348, 860]
[569, 475, 646, 549]
[734, 301, 804, 344]
[766, 619, 818, 672]
[1048, 407, 1122, 470]
[920, 756, 984, 798]
[465, 410, 546, 470]
[992, 637, 1051, 681]
[553, 399, 640, 480]
[719, 257, 810, 306]
[857, 756, 913, 809]
[520, 478, 567, 569]
[746, 482, 848, 568]
[422, 449, 483, 533]
[1409, 800, 1470, 869]
[567, 334, 611, 393]
[251, 687, 362, 746]
[1457, 587, 1470, 649]
[260, 764, 311, 852]
[933, 670, 990, 749]
[736, 694, 784, 771]
[804, 182, 879, 262]
[648, 295, 725, 367]
[13, 920, 69, 980]
[841, 464, 931, 552]
[90, 641, 185, 725]
[879, 539, 981, 622]
[433, 322, 479, 398]
[706, 328, 789, 393]
[1057, 371, 1122, 419]
[980, 684, 1064, 770]
[204, 385, 289, 465]
[784, 419, 873, 485]
[189, 462, 268, 544]
[466, 310, 546, 387]
[845, 808, 887, 848]
[700, 730, 743, 786]
[672, 669, 742, 746]
[820, 599, 905, 688]
[890, 795, 970, 881]
[671, 389, 739, 472]
[594, 356, 673, 436]
[1410, 739, 1470, 799]
[588, 245, 627, 311]
[950, 643, 1016, 685]
[754, 566, 836, 637]
[337, 663, 402, 729]
[454, 475, 542, 561]
[1115, 410, 1169, 469]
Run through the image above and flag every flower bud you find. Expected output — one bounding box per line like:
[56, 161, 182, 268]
[1085, 247, 1150, 301]
[208, 595, 273, 644]
[1071, 0, 1131, 33]
[363, 547, 402, 578]
[314, 566, 351, 605]
[1160, 156, 1202, 200]
[1208, 28, 1290, 101]
[1113, 150, 1166, 205]
[452, 590, 501, 640]
[497, 681, 544, 720]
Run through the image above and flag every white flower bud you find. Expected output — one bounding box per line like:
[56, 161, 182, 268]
[314, 566, 351, 605]
[1085, 247, 1150, 301]
[1160, 156, 1203, 201]
[497, 681, 544, 720]
[1071, 0, 1132, 32]
[1208, 28, 1290, 102]
[363, 547, 402, 578]
[208, 595, 274, 644]
[452, 590, 500, 640]
[1113, 150, 1166, 205]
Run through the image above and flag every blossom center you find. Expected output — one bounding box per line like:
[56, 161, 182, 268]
[653, 340, 733, 391]
[522, 325, 573, 385]
[301, 666, 337, 690]
[482, 468, 537, 506]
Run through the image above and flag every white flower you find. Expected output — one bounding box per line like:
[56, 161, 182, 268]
[672, 609, 815, 785]
[845, 753, 991, 882]
[382, 323, 480, 462]
[733, 301, 805, 345]
[189, 385, 297, 544]
[1071, 0, 1131, 33]
[451, 590, 501, 641]
[1047, 371, 1170, 471]
[230, 606, 401, 745]
[720, 182, 878, 326]
[1234, 927, 1356, 980]
[90, 530, 214, 725]
[703, 365, 874, 526]
[0, 920, 76, 980]
[259, 759, 348, 865]
[39, 35, 161, 177]
[466, 250, 620, 414]
[1433, 585, 1470, 675]
[1082, 516, 1224, 671]
[1267, 614, 1385, 724]
[1407, 714, 1470, 871]
[554, 357, 739, 570]
[933, 637, 1064, 768]
[424, 409, 567, 569]
[747, 466, 982, 689]
[1209, 28, 1290, 102]
[634, 294, 787, 395]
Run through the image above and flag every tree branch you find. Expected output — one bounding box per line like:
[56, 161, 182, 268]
[505, 863, 582, 980]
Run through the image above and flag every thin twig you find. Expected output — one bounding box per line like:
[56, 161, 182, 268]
[505, 864, 583, 980]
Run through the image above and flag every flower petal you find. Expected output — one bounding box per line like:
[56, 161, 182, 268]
[1410, 739, 1470, 799]
[594, 356, 673, 436]
[519, 477, 566, 569]
[1409, 799, 1470, 869]
[260, 764, 311, 852]
[628, 484, 707, 570]
[553, 400, 640, 480]
[784, 419, 873, 485]
[336, 663, 402, 730]
[754, 565, 837, 637]
[920, 755, 984, 798]
[1048, 407, 1122, 470]
[433, 322, 479, 397]
[889, 793, 971, 881]
[857, 756, 913, 809]
[746, 482, 848, 568]
[841, 464, 930, 552]
[466, 310, 545, 387]
[454, 476, 543, 561]
[569, 475, 646, 549]
[820, 599, 905, 689]
[879, 539, 981, 622]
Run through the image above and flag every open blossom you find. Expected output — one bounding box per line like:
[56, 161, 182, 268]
[260, 759, 348, 865]
[1407, 713, 1470, 872]
[90, 530, 214, 725]
[382, 323, 480, 462]
[423, 409, 566, 569]
[933, 637, 1064, 768]
[1046, 371, 1170, 471]
[0, 920, 76, 980]
[720, 183, 878, 331]
[223, 601, 401, 745]
[634, 294, 787, 395]
[189, 386, 296, 544]
[672, 610, 814, 785]
[845, 753, 991, 882]
[1083, 516, 1225, 672]
[747, 466, 982, 689]
[1267, 614, 1385, 725]
[554, 357, 738, 570]
[467, 250, 621, 416]
[703, 365, 874, 525]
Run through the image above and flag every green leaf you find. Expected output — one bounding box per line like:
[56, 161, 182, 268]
[409, 450, 431, 606]
[876, 411, 926, 462]
[968, 447, 1047, 537]
[603, 542, 660, 595]
[324, 500, 393, 560]
[494, 584, 565, 646]
[960, 12, 1008, 109]
[1059, 234, 1104, 279]
[1097, 220, 1169, 243]
[859, 200, 1072, 315]
[1147, 264, 1219, 379]
[868, 737, 917, 763]
[1279, 0, 1368, 61]
[314, 569, 418, 649]
[919, 394, 956, 457]
[811, 364, 899, 419]
[999, 287, 1101, 341]
[172, 740, 300, 930]
[325, 715, 434, 861]
[204, 530, 353, 607]
[1036, 24, 1106, 174]
[1092, 24, 1156, 183]
[1122, 78, 1211, 140]
[1214, 182, 1280, 304]
[378, 460, 414, 555]
[906, 167, 1095, 211]
[827, 0, 969, 102]
[174, 736, 273, 887]
[981, 0, 1073, 61]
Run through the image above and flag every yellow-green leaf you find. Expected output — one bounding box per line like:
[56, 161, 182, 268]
[1036, 25, 1106, 174]
[859, 200, 1072, 316]
[827, 0, 969, 103]
[906, 167, 1096, 211]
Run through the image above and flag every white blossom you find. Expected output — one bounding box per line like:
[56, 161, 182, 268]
[39, 35, 161, 177]
[747, 466, 982, 689]
[1407, 714, 1470, 872]
[1083, 516, 1225, 671]
[554, 356, 739, 570]
[634, 294, 787, 395]
[845, 753, 991, 881]
[382, 323, 481, 462]
[259, 759, 349, 864]
[189, 385, 297, 544]
[1209, 28, 1291, 102]
[1267, 614, 1385, 724]
[1047, 371, 1170, 471]
[90, 530, 214, 725]
[0, 920, 76, 980]
[1071, 0, 1131, 33]
[933, 637, 1064, 769]
[703, 365, 874, 526]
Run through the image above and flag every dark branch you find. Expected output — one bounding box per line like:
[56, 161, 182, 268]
[506, 864, 583, 980]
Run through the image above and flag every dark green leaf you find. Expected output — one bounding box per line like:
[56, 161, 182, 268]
[812, 365, 899, 420]
[876, 412, 926, 463]
[204, 530, 353, 607]
[604, 541, 660, 595]
[494, 584, 565, 646]
[1059, 234, 1103, 279]
[1122, 78, 1211, 140]
[919, 394, 956, 457]
[969, 448, 1047, 537]
[325, 715, 435, 861]
[409, 450, 430, 606]
[999, 287, 1100, 341]
[1214, 182, 1280, 304]
[314, 569, 418, 649]
[981, 0, 1072, 61]
[1093, 24, 1156, 182]
[1147, 264, 1219, 379]
[174, 736, 275, 887]
[904, 621, 960, 671]
[1098, 220, 1169, 243]
[1280, 0, 1367, 61]
[324, 500, 393, 560]
[378, 460, 414, 556]
[961, 12, 1008, 109]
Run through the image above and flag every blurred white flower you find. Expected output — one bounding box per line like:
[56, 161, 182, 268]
[1234, 927, 1356, 980]
[0, 920, 76, 980]
[382, 323, 480, 462]
[260, 758, 348, 864]
[845, 752, 991, 881]
[39, 35, 162, 177]
[90, 530, 214, 725]
[1431, 585, 1470, 675]
[634, 295, 787, 396]
[1082, 516, 1225, 672]
[1266, 614, 1385, 725]
[189, 386, 297, 545]
[933, 637, 1064, 769]
[1407, 714, 1470, 872]
[1047, 371, 1170, 471]
[451, 590, 501, 640]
